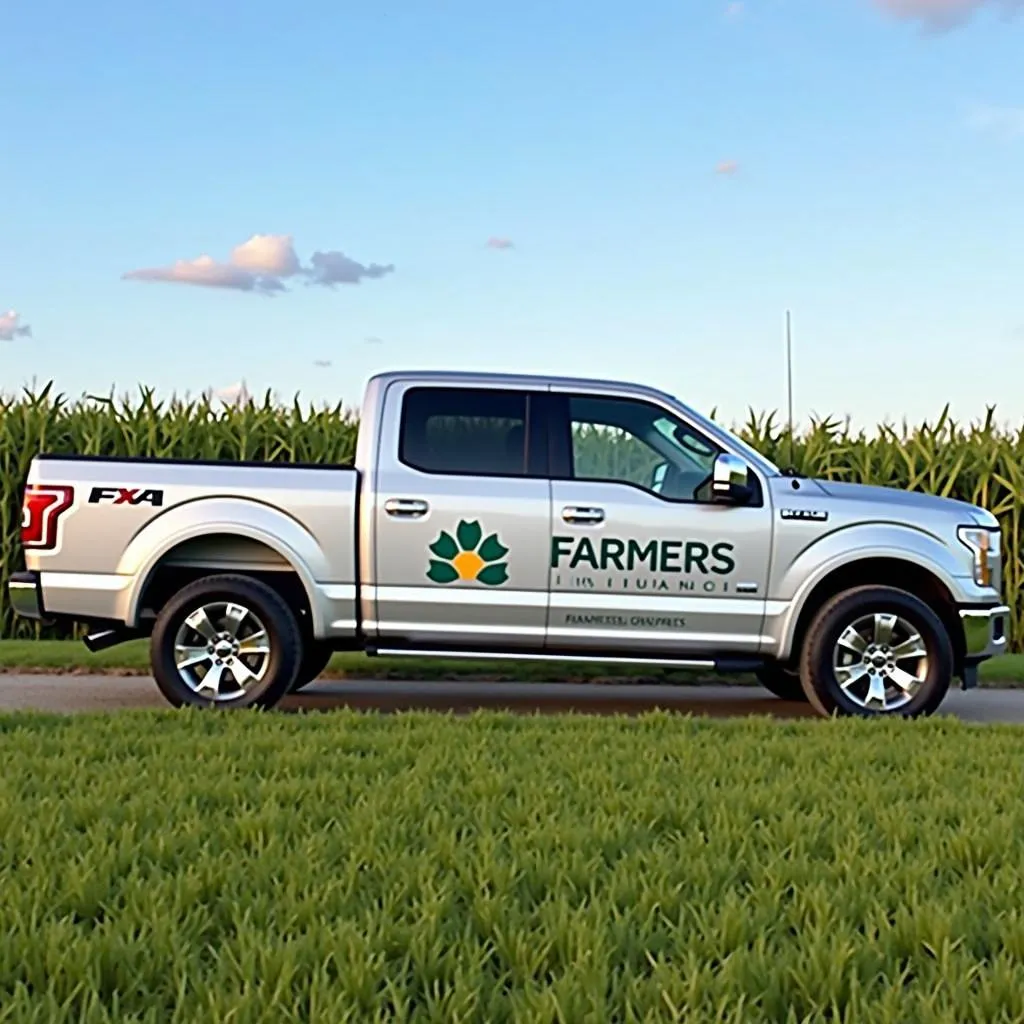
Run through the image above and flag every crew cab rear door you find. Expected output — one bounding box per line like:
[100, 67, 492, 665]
[369, 381, 551, 649]
[545, 388, 772, 655]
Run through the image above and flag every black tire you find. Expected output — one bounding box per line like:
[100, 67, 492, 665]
[149, 573, 303, 710]
[289, 639, 335, 693]
[754, 662, 808, 702]
[798, 585, 953, 719]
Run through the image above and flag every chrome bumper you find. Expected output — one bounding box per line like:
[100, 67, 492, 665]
[960, 604, 1010, 660]
[7, 571, 46, 622]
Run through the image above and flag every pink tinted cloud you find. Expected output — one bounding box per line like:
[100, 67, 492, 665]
[486, 237, 514, 249]
[0, 310, 32, 340]
[123, 234, 394, 295]
[873, 0, 1023, 28]
[124, 254, 285, 293]
[230, 234, 302, 277]
[715, 160, 740, 175]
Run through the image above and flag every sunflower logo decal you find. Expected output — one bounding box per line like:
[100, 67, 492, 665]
[427, 519, 509, 586]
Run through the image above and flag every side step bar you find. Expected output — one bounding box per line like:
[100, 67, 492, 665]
[370, 648, 763, 673]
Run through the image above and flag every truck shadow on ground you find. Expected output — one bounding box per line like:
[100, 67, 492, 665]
[281, 681, 819, 719]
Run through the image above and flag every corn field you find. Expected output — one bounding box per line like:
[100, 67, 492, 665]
[2, 385, 1023, 648]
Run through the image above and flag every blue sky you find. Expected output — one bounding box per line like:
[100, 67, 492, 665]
[2, 0, 1022, 431]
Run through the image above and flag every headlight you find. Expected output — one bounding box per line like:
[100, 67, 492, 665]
[957, 526, 1001, 587]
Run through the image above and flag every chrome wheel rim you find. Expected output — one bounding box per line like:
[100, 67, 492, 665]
[173, 601, 271, 701]
[831, 612, 929, 712]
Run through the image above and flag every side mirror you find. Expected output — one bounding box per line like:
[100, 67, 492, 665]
[711, 453, 752, 505]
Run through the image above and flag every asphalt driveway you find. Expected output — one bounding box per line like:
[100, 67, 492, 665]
[1, 674, 1023, 722]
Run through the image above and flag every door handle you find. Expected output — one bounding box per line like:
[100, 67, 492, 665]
[562, 506, 605, 525]
[384, 498, 429, 518]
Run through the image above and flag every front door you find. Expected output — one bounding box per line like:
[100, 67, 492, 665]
[546, 391, 772, 655]
[371, 382, 552, 649]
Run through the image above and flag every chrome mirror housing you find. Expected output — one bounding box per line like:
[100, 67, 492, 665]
[711, 453, 752, 504]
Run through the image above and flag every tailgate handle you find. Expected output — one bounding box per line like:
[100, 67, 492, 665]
[384, 498, 429, 518]
[562, 506, 605, 525]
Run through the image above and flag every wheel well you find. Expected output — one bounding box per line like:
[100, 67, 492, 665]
[135, 534, 314, 636]
[785, 558, 964, 670]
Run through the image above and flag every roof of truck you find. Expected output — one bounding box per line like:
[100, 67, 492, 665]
[365, 368, 679, 402]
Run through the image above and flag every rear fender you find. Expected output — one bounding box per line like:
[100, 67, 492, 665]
[117, 497, 329, 633]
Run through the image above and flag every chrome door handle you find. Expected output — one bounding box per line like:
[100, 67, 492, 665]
[562, 506, 605, 525]
[384, 498, 429, 518]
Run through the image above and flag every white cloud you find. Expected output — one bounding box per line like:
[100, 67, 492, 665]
[725, 2, 745, 20]
[123, 234, 395, 295]
[0, 310, 32, 341]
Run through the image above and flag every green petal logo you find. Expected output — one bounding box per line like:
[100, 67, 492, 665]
[427, 519, 509, 586]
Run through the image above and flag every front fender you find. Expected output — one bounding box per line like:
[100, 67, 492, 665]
[771, 524, 967, 660]
[117, 497, 329, 633]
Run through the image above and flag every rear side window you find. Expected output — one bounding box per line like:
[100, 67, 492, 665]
[399, 387, 532, 476]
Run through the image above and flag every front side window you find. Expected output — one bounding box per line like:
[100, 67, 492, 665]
[568, 395, 721, 501]
[399, 387, 530, 476]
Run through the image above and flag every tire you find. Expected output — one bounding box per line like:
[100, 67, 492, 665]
[754, 662, 808, 702]
[149, 573, 304, 710]
[289, 639, 334, 693]
[798, 585, 953, 719]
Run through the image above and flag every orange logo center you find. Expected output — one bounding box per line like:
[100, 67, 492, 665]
[452, 551, 485, 580]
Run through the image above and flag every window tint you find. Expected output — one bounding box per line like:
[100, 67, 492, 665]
[400, 387, 530, 476]
[568, 395, 720, 501]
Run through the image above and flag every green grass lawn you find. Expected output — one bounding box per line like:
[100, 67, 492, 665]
[2, 638, 1024, 686]
[2, 711, 1024, 1021]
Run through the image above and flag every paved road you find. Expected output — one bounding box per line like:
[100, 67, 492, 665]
[2, 673, 1024, 722]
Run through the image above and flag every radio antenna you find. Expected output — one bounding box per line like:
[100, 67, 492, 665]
[786, 309, 795, 468]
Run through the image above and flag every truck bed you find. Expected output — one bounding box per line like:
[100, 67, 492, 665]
[21, 454, 360, 638]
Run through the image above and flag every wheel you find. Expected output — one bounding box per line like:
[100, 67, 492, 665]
[798, 585, 953, 718]
[149, 573, 303, 709]
[289, 639, 334, 693]
[754, 662, 808, 702]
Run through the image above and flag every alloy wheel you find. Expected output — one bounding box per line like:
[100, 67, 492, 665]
[831, 611, 929, 713]
[173, 601, 272, 701]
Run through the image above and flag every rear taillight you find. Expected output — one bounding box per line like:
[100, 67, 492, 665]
[21, 484, 74, 551]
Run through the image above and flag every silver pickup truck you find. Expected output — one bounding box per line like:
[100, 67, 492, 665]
[9, 369, 1009, 717]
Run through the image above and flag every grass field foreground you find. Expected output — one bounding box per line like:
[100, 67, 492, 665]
[2, 711, 1024, 1021]
[2, 639, 1024, 688]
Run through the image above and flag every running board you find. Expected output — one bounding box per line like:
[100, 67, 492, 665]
[371, 648, 736, 671]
